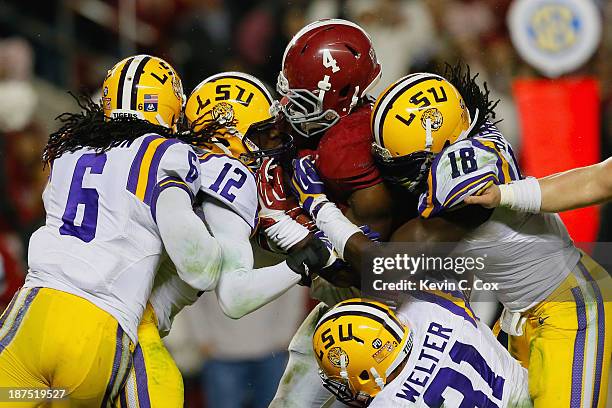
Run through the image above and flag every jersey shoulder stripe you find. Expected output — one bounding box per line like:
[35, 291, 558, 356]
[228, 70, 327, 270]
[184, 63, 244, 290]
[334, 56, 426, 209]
[198, 151, 255, 174]
[150, 177, 194, 222]
[408, 289, 477, 327]
[126, 134, 181, 204]
[418, 123, 521, 218]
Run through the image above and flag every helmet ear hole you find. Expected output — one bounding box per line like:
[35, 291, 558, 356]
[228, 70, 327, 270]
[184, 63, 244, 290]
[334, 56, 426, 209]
[344, 44, 360, 58]
[359, 370, 370, 381]
[339, 84, 351, 98]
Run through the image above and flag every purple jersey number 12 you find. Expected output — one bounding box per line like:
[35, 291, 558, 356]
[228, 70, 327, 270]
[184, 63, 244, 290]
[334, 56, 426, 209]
[209, 162, 247, 203]
[59, 153, 107, 242]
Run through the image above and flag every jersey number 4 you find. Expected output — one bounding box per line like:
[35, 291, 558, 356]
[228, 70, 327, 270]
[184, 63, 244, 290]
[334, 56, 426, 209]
[60, 153, 107, 243]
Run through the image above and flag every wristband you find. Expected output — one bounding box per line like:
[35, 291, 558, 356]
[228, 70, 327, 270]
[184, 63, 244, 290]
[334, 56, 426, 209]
[314, 202, 363, 259]
[264, 214, 310, 251]
[499, 177, 542, 213]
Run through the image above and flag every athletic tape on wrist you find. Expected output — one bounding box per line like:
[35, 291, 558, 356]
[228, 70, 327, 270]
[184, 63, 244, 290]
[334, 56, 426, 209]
[315, 203, 362, 259]
[499, 177, 542, 213]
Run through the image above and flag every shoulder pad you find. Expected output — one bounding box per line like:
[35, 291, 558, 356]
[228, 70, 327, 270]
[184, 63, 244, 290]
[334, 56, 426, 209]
[198, 153, 258, 229]
[418, 128, 521, 218]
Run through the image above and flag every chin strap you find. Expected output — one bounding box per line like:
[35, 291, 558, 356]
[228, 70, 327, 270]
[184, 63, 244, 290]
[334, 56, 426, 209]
[340, 354, 349, 380]
[370, 367, 385, 391]
[424, 118, 433, 151]
[155, 113, 169, 129]
[347, 85, 360, 114]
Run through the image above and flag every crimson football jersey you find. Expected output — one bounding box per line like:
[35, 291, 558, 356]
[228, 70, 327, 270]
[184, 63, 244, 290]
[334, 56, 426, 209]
[313, 104, 383, 204]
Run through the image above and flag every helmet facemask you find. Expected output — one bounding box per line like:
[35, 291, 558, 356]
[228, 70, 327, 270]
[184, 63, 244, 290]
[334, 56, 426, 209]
[277, 72, 341, 138]
[373, 145, 436, 195]
[319, 370, 373, 407]
[241, 115, 296, 169]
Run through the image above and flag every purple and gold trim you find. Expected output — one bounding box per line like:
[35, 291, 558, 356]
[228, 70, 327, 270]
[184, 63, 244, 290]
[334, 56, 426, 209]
[570, 286, 587, 408]
[577, 261, 606, 408]
[102, 326, 132, 408]
[410, 289, 478, 328]
[126, 136, 181, 205]
[0, 287, 40, 353]
[132, 345, 152, 408]
[444, 172, 498, 209]
[150, 176, 194, 222]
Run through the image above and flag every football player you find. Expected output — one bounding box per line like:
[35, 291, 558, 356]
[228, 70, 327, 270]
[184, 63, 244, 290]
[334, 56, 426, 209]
[115, 72, 330, 408]
[313, 297, 531, 407]
[0, 55, 224, 407]
[269, 19, 405, 407]
[465, 157, 612, 212]
[292, 69, 612, 407]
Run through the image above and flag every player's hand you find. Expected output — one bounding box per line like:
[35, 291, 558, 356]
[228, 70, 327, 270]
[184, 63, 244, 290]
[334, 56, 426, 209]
[358, 225, 381, 242]
[313, 230, 341, 268]
[464, 184, 502, 208]
[291, 156, 329, 217]
[286, 237, 331, 286]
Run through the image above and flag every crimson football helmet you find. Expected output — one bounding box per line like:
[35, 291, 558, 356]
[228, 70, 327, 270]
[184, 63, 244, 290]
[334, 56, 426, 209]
[277, 19, 381, 137]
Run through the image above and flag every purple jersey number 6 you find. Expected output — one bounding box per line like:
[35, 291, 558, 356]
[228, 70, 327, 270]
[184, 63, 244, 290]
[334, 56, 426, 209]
[59, 153, 107, 242]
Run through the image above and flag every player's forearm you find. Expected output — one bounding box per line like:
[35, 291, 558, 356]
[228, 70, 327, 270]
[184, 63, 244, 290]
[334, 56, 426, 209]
[156, 188, 222, 291]
[216, 262, 301, 319]
[539, 158, 612, 212]
[346, 183, 394, 240]
[202, 198, 303, 319]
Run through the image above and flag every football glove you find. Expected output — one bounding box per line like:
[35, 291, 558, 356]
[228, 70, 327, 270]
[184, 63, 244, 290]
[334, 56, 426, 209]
[257, 158, 314, 252]
[291, 156, 330, 218]
[286, 237, 331, 286]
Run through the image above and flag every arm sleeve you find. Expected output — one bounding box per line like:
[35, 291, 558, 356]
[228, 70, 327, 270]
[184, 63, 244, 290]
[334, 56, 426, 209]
[156, 187, 222, 291]
[149, 253, 200, 338]
[418, 136, 521, 219]
[202, 198, 301, 319]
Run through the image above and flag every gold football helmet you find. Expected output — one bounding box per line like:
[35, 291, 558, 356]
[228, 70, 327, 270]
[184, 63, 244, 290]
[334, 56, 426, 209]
[371, 73, 476, 192]
[313, 299, 414, 407]
[102, 55, 184, 132]
[184, 71, 292, 168]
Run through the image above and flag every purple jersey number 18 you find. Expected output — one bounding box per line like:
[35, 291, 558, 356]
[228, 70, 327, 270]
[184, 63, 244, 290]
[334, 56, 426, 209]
[59, 153, 107, 242]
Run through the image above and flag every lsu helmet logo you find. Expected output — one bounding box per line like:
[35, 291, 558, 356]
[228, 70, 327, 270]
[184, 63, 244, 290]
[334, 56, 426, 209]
[421, 108, 443, 131]
[327, 347, 349, 368]
[211, 102, 235, 125]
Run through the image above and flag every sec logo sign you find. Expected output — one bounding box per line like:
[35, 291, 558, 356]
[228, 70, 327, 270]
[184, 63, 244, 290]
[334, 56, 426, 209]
[508, 0, 602, 78]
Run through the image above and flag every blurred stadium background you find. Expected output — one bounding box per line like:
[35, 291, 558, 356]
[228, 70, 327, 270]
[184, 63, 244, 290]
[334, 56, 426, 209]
[0, 0, 610, 406]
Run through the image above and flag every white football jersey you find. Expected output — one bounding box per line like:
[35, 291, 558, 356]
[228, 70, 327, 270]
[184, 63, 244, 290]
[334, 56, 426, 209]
[25, 133, 201, 342]
[197, 152, 258, 229]
[370, 291, 531, 408]
[418, 123, 580, 310]
[149, 151, 258, 334]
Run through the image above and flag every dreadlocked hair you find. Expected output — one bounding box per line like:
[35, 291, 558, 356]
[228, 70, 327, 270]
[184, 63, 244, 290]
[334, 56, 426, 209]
[43, 93, 174, 167]
[176, 111, 238, 148]
[437, 62, 501, 138]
